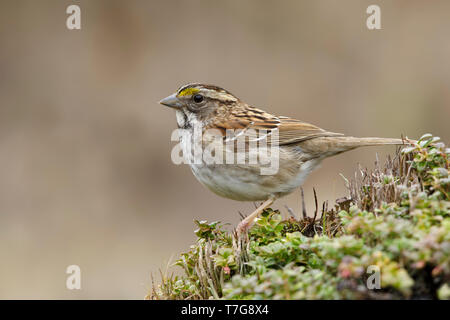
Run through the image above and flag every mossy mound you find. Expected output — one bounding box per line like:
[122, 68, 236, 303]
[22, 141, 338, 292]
[150, 134, 449, 300]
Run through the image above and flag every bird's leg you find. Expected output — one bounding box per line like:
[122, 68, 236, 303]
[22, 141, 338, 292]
[236, 197, 275, 236]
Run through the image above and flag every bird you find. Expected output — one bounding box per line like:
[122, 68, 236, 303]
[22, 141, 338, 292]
[159, 83, 410, 235]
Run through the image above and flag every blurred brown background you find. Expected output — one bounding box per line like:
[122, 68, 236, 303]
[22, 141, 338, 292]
[0, 0, 449, 299]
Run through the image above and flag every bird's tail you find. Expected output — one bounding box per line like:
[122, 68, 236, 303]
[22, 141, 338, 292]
[299, 136, 413, 158]
[327, 136, 406, 147]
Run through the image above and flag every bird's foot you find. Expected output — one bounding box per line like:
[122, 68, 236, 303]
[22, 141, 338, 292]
[236, 219, 251, 239]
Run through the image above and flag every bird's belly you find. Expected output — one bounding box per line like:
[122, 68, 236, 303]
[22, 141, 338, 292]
[190, 164, 269, 201]
[189, 159, 321, 201]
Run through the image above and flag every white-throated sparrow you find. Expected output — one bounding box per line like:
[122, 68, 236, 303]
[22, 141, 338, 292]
[160, 83, 410, 233]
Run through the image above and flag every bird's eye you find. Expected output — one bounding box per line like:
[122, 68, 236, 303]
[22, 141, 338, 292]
[193, 94, 204, 103]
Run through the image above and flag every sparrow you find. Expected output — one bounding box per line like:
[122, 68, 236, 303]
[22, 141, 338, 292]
[160, 83, 409, 234]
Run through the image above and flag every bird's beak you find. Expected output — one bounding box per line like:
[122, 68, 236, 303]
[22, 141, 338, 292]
[159, 93, 182, 109]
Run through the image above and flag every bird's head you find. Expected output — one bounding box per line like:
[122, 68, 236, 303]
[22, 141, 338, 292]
[159, 83, 240, 123]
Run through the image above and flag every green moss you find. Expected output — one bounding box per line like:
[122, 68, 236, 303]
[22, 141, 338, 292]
[150, 134, 449, 300]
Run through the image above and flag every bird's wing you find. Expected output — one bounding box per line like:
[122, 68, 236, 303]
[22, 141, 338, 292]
[276, 116, 343, 145]
[209, 107, 342, 145]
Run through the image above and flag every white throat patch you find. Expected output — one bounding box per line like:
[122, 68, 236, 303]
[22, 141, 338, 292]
[175, 109, 202, 130]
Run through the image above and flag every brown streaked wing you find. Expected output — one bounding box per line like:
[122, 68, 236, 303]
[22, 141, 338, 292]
[208, 106, 280, 136]
[208, 107, 342, 144]
[277, 116, 343, 145]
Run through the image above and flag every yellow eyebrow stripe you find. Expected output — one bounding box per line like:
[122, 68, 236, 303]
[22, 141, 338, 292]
[177, 88, 199, 97]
